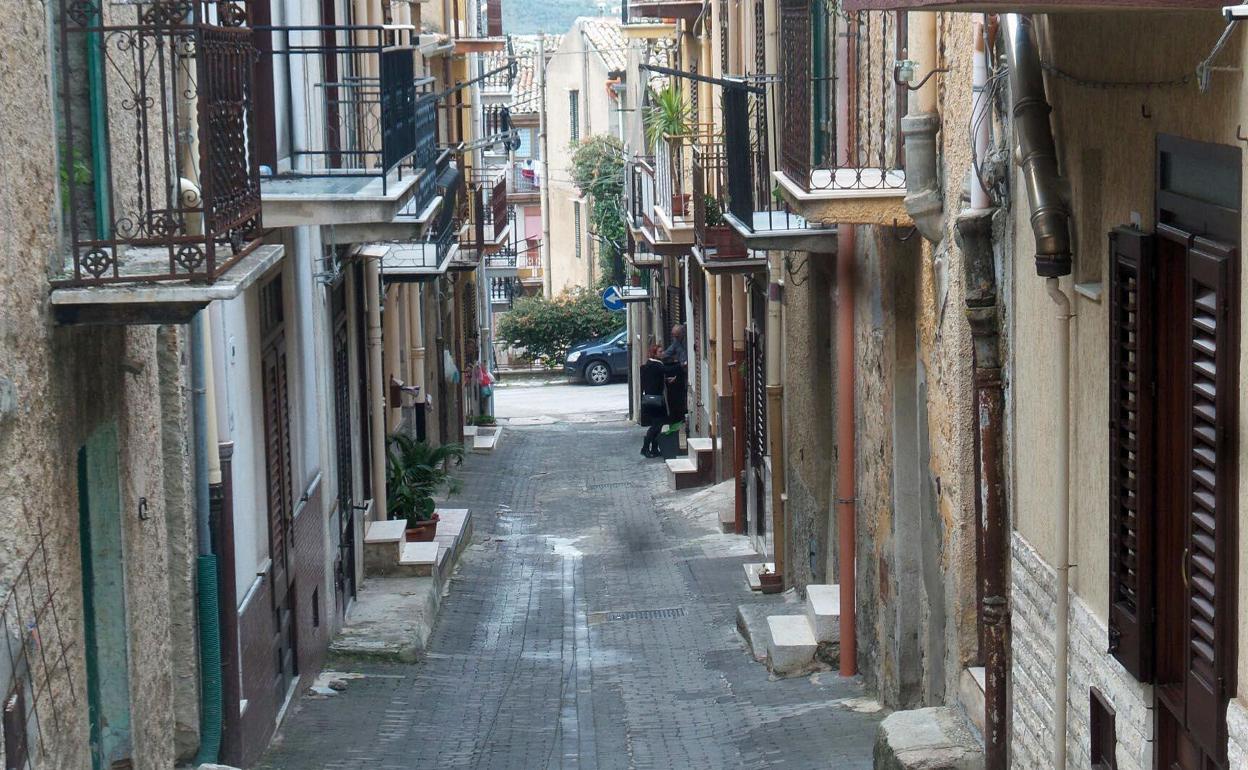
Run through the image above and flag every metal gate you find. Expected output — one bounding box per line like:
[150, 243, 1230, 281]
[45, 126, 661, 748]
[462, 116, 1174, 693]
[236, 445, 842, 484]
[744, 324, 767, 537]
[330, 283, 356, 614]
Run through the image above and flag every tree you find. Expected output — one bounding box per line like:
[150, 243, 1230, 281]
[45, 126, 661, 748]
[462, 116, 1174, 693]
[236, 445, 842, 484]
[496, 288, 622, 367]
[570, 135, 626, 288]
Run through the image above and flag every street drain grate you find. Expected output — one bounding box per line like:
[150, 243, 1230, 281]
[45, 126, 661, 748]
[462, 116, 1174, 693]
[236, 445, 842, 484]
[588, 607, 686, 624]
[585, 481, 633, 491]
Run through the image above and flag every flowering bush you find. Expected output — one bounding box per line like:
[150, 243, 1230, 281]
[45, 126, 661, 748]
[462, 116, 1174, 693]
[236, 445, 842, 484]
[497, 287, 622, 367]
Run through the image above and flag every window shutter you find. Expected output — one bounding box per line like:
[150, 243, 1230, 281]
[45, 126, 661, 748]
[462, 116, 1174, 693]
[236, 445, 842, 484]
[1107, 227, 1156, 681]
[262, 341, 293, 589]
[1183, 237, 1237, 758]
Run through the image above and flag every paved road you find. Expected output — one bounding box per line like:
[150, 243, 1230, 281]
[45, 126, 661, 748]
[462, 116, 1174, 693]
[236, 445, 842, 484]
[493, 381, 628, 421]
[259, 420, 881, 769]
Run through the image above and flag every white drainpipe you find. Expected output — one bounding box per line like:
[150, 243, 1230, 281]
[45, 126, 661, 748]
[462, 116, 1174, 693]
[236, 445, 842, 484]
[1046, 276, 1073, 768]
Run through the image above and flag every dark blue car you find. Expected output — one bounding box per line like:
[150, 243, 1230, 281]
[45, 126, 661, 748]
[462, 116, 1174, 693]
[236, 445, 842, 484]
[563, 329, 629, 385]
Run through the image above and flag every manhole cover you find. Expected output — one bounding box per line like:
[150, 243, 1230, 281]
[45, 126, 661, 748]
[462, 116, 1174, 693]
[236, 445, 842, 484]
[588, 607, 686, 624]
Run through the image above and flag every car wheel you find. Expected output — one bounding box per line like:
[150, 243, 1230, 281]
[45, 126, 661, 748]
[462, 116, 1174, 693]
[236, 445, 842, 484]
[584, 360, 610, 386]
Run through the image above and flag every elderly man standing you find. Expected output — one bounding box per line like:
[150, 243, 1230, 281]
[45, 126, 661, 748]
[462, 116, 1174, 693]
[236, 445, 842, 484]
[663, 324, 687, 368]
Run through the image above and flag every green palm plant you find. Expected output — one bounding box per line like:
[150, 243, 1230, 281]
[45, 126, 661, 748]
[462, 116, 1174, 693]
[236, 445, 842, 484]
[385, 434, 465, 528]
[644, 87, 691, 150]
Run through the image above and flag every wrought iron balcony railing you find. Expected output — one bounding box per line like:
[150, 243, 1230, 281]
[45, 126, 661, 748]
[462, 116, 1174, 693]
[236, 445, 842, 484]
[654, 128, 714, 227]
[692, 140, 748, 259]
[720, 83, 824, 236]
[778, 0, 906, 194]
[510, 162, 540, 196]
[54, 0, 263, 287]
[490, 276, 517, 307]
[261, 26, 436, 195]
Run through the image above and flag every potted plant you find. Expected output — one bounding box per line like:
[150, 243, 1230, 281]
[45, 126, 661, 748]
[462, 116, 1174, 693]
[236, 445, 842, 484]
[385, 434, 465, 542]
[758, 566, 783, 594]
[645, 87, 692, 216]
[702, 195, 746, 258]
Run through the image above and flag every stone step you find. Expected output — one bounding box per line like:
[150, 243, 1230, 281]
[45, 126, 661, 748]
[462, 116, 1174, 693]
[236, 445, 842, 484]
[804, 584, 841, 643]
[736, 602, 806, 663]
[765, 615, 817, 675]
[395, 540, 439, 578]
[718, 501, 735, 533]
[432, 508, 472, 562]
[666, 457, 705, 490]
[958, 666, 987, 738]
[472, 427, 501, 452]
[686, 437, 714, 454]
[873, 707, 983, 770]
[743, 562, 776, 591]
[363, 519, 406, 576]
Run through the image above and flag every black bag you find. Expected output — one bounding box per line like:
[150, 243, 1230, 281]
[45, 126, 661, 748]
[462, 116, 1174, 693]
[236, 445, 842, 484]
[642, 393, 665, 409]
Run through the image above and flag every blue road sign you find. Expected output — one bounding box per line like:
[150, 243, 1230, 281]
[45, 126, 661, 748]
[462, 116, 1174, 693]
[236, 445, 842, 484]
[601, 285, 625, 312]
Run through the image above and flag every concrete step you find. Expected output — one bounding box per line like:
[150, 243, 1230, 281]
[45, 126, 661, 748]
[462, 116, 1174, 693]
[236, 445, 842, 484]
[363, 519, 406, 576]
[873, 707, 984, 770]
[958, 666, 987, 738]
[765, 615, 817, 675]
[686, 437, 714, 454]
[804, 584, 841, 643]
[472, 427, 501, 452]
[432, 508, 473, 562]
[395, 540, 439, 578]
[718, 501, 735, 533]
[743, 562, 776, 591]
[666, 457, 704, 490]
[736, 602, 806, 663]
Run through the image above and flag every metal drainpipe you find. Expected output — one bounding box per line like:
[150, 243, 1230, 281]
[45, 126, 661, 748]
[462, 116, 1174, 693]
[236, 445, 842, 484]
[835, 0, 858, 677]
[1047, 278, 1073, 769]
[1003, 14, 1075, 764]
[957, 208, 1008, 769]
[765, 251, 785, 584]
[901, 12, 943, 243]
[366, 253, 388, 520]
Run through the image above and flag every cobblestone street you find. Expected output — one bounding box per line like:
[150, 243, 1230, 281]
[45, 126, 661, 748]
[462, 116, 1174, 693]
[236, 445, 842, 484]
[258, 418, 882, 769]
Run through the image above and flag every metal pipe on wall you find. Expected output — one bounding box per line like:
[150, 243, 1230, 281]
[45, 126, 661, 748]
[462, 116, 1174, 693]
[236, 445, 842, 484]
[958, 209, 1008, 768]
[836, 227, 857, 678]
[766, 252, 785, 584]
[1046, 277, 1073, 769]
[365, 251, 388, 520]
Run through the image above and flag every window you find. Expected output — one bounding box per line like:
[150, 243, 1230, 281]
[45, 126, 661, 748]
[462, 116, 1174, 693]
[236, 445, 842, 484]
[569, 90, 580, 142]
[574, 203, 582, 259]
[515, 127, 534, 158]
[1107, 137, 1241, 768]
[1089, 688, 1116, 770]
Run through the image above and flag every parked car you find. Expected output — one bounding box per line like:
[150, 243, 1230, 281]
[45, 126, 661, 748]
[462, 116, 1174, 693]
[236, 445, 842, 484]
[563, 330, 628, 385]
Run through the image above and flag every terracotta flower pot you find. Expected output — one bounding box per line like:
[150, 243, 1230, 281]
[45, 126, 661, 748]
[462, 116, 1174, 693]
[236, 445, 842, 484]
[405, 513, 440, 542]
[705, 226, 746, 258]
[759, 571, 783, 594]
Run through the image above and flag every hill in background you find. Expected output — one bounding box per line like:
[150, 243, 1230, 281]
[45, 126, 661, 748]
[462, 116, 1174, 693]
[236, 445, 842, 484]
[503, 0, 617, 35]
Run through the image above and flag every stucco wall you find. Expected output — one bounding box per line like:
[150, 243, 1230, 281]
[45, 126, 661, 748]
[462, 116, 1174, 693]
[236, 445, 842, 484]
[1007, 10, 1246, 682]
[0, 1, 193, 766]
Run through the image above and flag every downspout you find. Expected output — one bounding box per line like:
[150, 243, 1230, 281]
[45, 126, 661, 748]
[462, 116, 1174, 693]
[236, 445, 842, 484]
[835, 4, 858, 678]
[901, 13, 943, 242]
[957, 208, 1008, 769]
[365, 252, 388, 520]
[766, 252, 786, 585]
[1004, 14, 1072, 278]
[538, 34, 553, 297]
[190, 310, 222, 766]
[731, 275, 747, 534]
[1004, 14, 1074, 766]
[213, 442, 240, 764]
[408, 285, 427, 428]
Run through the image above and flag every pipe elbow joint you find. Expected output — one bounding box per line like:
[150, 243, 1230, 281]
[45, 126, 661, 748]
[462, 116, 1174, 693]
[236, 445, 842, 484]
[901, 112, 945, 243]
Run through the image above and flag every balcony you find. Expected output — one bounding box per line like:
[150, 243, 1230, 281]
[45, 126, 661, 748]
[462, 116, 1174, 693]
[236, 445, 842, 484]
[489, 276, 517, 308]
[457, 172, 512, 268]
[373, 161, 463, 281]
[48, 0, 282, 324]
[626, 232, 662, 270]
[627, 155, 685, 256]
[509, 162, 541, 201]
[720, 84, 836, 251]
[259, 26, 442, 230]
[655, 130, 718, 247]
[774, 1, 909, 226]
[691, 142, 767, 275]
[620, 0, 680, 39]
[626, 0, 705, 22]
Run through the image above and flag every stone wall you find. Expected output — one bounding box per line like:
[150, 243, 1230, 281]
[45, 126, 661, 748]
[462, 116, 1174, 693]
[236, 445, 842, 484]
[1010, 532, 1153, 770]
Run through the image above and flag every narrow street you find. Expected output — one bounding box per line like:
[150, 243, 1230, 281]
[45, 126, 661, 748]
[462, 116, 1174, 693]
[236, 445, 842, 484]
[258, 413, 881, 769]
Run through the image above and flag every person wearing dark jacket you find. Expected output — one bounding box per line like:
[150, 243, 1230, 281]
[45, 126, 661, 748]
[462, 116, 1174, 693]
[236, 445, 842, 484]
[639, 345, 668, 457]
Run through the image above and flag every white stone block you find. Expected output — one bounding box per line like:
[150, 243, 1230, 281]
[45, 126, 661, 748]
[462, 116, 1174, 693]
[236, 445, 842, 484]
[765, 615, 816, 674]
[803, 584, 840, 642]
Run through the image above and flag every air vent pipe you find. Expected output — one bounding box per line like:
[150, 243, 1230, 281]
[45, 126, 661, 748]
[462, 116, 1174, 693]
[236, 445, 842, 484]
[1003, 14, 1072, 277]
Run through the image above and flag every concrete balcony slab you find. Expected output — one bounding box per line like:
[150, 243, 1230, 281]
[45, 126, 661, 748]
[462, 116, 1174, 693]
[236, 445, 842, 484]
[50, 244, 285, 326]
[773, 169, 911, 228]
[260, 170, 425, 229]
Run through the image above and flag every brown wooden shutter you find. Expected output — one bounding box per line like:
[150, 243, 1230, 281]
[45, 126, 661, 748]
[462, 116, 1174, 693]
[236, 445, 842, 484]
[262, 339, 293, 589]
[1183, 237, 1237, 758]
[1107, 227, 1157, 681]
